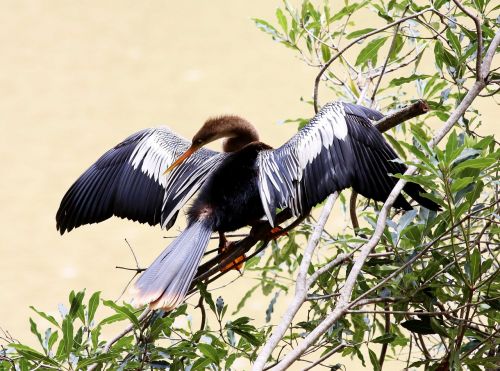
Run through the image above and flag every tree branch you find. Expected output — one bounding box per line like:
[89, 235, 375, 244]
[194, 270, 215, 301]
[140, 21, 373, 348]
[252, 193, 338, 371]
[266, 28, 500, 371]
[375, 100, 430, 132]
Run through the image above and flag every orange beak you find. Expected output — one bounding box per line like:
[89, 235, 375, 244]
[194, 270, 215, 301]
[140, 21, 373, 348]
[163, 144, 201, 175]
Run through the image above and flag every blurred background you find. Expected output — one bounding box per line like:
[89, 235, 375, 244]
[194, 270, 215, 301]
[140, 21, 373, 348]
[0, 0, 497, 366]
[0, 0, 315, 343]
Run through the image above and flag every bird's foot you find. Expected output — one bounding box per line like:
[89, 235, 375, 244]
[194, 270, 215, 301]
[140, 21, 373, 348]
[218, 239, 245, 273]
[268, 226, 288, 240]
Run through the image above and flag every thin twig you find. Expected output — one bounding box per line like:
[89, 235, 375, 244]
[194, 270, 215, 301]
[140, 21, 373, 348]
[451, 0, 483, 79]
[301, 343, 346, 371]
[371, 7, 408, 102]
[313, 8, 432, 112]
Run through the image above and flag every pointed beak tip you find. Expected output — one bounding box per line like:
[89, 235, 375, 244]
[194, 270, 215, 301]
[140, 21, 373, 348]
[163, 144, 200, 176]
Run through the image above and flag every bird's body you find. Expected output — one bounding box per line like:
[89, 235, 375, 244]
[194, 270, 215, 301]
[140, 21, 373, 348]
[187, 141, 271, 232]
[56, 101, 440, 310]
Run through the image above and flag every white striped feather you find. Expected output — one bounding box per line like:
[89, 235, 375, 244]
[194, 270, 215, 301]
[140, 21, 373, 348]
[129, 127, 186, 188]
[256, 102, 354, 225]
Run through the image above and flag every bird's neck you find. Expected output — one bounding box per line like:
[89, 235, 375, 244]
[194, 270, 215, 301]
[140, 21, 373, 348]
[223, 133, 259, 152]
[218, 117, 259, 152]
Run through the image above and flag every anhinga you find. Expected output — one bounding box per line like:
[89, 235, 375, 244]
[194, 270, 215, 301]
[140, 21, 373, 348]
[56, 101, 439, 310]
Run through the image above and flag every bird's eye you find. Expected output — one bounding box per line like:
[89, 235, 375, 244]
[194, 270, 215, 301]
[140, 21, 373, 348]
[196, 139, 203, 144]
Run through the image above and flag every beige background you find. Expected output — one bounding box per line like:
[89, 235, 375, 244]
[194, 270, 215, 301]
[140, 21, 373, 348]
[1, 1, 497, 369]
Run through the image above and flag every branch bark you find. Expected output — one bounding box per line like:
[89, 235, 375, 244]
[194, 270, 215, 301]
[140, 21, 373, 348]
[252, 193, 338, 370]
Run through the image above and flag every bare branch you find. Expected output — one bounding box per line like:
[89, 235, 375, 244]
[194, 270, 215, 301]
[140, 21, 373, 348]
[375, 100, 430, 132]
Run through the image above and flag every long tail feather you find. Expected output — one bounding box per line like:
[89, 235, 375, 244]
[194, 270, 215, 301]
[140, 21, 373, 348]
[130, 220, 212, 310]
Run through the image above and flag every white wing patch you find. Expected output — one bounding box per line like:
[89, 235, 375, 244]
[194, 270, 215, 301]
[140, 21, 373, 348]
[129, 128, 181, 187]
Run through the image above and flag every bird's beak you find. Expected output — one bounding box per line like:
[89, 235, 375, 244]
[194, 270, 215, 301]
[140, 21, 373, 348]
[163, 144, 201, 174]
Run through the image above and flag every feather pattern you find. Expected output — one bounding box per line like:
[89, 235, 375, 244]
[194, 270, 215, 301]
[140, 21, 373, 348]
[130, 220, 213, 310]
[257, 101, 437, 226]
[56, 127, 226, 234]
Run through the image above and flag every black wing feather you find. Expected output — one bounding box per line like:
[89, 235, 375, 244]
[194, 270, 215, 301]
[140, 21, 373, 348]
[257, 101, 439, 225]
[56, 127, 225, 234]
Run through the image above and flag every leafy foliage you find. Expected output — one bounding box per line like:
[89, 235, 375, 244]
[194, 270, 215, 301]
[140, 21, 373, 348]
[2, 0, 498, 369]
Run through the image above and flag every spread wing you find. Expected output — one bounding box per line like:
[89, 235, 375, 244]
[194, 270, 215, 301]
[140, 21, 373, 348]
[56, 127, 226, 234]
[257, 101, 439, 225]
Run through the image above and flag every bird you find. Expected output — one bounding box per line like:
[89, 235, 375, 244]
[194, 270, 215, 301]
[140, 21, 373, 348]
[56, 101, 440, 310]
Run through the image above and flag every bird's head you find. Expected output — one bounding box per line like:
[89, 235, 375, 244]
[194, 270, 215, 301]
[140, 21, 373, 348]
[164, 115, 258, 174]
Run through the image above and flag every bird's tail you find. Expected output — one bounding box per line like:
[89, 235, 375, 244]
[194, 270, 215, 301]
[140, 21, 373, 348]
[130, 220, 212, 310]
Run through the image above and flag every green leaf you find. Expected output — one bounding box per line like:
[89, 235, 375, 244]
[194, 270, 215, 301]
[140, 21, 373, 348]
[346, 28, 376, 39]
[69, 291, 85, 318]
[9, 344, 60, 367]
[98, 312, 128, 327]
[30, 306, 60, 329]
[368, 348, 381, 371]
[451, 157, 496, 175]
[450, 177, 474, 193]
[372, 333, 396, 344]
[330, 2, 366, 21]
[355, 37, 388, 66]
[424, 80, 448, 99]
[321, 44, 332, 62]
[198, 283, 216, 313]
[394, 174, 437, 189]
[47, 330, 59, 352]
[469, 248, 481, 283]
[253, 18, 281, 40]
[198, 343, 220, 364]
[471, 0, 484, 12]
[389, 74, 431, 87]
[29, 318, 43, 349]
[445, 130, 458, 161]
[102, 300, 140, 328]
[77, 353, 116, 369]
[389, 34, 404, 62]
[62, 317, 74, 358]
[446, 29, 461, 55]
[434, 41, 444, 70]
[441, 46, 458, 69]
[434, 0, 450, 9]
[276, 8, 288, 33]
[87, 291, 100, 325]
[232, 284, 259, 315]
